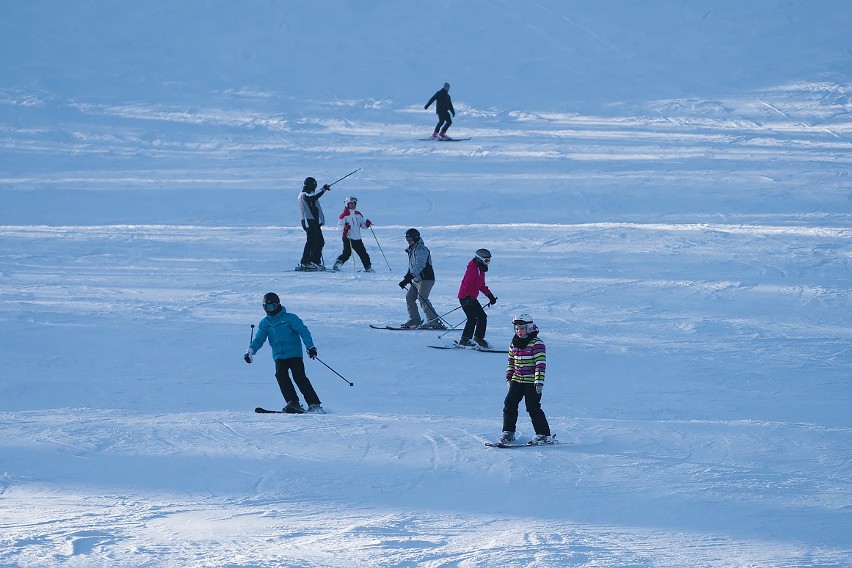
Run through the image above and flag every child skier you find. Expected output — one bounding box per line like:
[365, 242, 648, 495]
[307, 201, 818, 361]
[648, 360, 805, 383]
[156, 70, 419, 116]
[499, 313, 553, 445]
[457, 248, 497, 348]
[332, 196, 373, 272]
[244, 292, 324, 413]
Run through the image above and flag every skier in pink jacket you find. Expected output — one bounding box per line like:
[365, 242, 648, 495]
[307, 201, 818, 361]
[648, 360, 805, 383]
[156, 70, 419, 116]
[457, 248, 497, 348]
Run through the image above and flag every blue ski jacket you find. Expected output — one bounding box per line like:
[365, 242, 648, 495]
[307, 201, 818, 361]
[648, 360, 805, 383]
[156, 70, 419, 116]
[249, 307, 315, 360]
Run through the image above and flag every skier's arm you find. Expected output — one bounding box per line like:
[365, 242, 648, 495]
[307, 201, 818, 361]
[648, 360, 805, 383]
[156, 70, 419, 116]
[425, 93, 437, 110]
[248, 321, 268, 354]
[410, 247, 429, 281]
[290, 315, 316, 353]
[532, 340, 546, 383]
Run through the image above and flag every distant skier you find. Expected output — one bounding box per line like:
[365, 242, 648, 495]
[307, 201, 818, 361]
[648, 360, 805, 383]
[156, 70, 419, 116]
[499, 314, 552, 445]
[398, 228, 445, 329]
[424, 82, 455, 140]
[297, 176, 330, 270]
[332, 196, 373, 272]
[457, 248, 497, 348]
[244, 292, 324, 413]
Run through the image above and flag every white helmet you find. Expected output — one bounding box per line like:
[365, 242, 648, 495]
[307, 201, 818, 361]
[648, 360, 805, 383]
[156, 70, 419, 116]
[512, 313, 537, 334]
[345, 196, 357, 206]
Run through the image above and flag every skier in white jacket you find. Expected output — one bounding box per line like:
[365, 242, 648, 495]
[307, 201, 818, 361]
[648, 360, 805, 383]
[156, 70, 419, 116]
[332, 196, 373, 272]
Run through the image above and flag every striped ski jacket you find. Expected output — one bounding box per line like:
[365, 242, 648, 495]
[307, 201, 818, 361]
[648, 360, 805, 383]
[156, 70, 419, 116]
[506, 336, 546, 384]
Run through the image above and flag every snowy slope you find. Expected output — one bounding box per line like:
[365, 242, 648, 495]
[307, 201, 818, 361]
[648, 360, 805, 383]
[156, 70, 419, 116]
[1, 1, 851, 567]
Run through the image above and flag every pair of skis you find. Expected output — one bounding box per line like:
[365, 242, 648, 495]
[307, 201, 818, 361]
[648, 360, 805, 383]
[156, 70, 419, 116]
[255, 406, 326, 414]
[370, 324, 506, 353]
[418, 137, 472, 142]
[485, 436, 558, 448]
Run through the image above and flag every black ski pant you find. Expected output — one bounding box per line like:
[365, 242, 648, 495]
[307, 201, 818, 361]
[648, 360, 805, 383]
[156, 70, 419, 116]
[301, 219, 325, 265]
[434, 111, 452, 134]
[503, 380, 550, 436]
[460, 297, 487, 340]
[336, 237, 371, 269]
[274, 357, 321, 406]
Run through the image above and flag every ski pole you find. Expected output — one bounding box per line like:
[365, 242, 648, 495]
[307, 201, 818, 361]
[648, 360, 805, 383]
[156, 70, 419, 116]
[314, 356, 354, 386]
[369, 226, 392, 272]
[421, 304, 463, 328]
[328, 168, 361, 187]
[437, 301, 489, 339]
[438, 318, 466, 339]
[350, 237, 359, 273]
[249, 324, 255, 344]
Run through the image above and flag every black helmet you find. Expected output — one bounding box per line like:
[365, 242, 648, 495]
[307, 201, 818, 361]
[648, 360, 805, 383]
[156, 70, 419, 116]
[475, 248, 492, 262]
[263, 292, 282, 315]
[405, 228, 420, 241]
[303, 177, 317, 191]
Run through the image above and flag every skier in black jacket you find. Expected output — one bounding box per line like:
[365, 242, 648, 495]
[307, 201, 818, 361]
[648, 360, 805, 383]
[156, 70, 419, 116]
[425, 82, 456, 140]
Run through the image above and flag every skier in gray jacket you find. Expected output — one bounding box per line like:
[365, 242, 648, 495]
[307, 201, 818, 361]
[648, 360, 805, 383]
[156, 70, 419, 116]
[397, 228, 444, 329]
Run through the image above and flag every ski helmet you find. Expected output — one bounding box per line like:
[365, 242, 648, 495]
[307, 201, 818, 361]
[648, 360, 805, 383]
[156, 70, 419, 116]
[263, 292, 282, 315]
[512, 313, 536, 334]
[475, 248, 492, 263]
[345, 196, 357, 206]
[405, 228, 420, 241]
[303, 177, 317, 191]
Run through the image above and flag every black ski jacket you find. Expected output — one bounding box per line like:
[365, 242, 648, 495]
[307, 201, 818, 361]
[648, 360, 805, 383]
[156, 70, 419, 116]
[425, 89, 455, 116]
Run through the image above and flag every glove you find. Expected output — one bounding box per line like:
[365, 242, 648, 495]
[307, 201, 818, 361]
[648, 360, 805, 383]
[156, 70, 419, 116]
[365, 219, 372, 228]
[535, 380, 544, 395]
[244, 348, 254, 364]
[343, 223, 350, 237]
[487, 294, 497, 306]
[322, 184, 330, 191]
[399, 274, 413, 289]
[307, 346, 318, 359]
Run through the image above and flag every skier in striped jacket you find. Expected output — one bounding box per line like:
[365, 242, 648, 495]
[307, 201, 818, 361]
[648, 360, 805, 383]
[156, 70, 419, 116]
[499, 313, 552, 445]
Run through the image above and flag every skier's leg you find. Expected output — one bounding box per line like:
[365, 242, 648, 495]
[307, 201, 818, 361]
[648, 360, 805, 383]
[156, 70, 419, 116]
[338, 237, 352, 264]
[274, 358, 300, 404]
[439, 113, 452, 135]
[300, 224, 311, 265]
[460, 298, 477, 340]
[352, 239, 371, 269]
[472, 303, 488, 340]
[522, 383, 551, 436]
[434, 117, 443, 134]
[416, 280, 439, 322]
[312, 224, 325, 265]
[289, 357, 321, 406]
[502, 381, 524, 433]
[305, 221, 320, 264]
[405, 285, 422, 325]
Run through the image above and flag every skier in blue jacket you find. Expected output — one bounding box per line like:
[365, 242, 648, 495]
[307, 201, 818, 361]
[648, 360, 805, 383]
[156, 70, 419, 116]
[244, 292, 323, 413]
